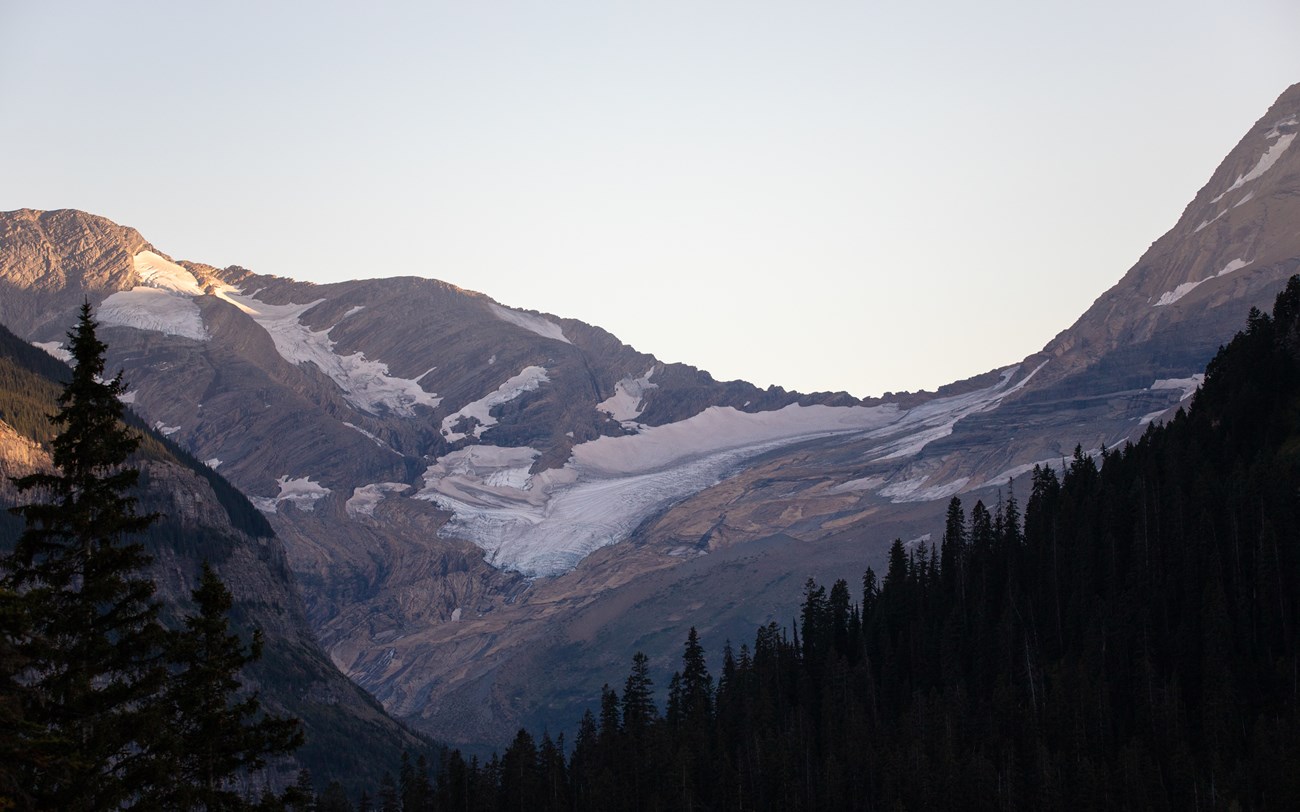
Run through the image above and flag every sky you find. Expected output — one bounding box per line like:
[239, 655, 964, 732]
[3, 2, 1300, 398]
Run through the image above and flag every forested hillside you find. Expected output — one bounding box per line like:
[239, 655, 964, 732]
[425, 278, 1300, 810]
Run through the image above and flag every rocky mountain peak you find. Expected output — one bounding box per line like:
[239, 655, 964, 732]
[0, 208, 152, 337]
[1032, 82, 1300, 388]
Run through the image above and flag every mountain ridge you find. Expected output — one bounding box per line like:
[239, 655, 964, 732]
[2, 81, 1299, 748]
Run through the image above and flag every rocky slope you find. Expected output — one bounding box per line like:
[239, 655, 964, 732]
[1, 82, 1297, 749]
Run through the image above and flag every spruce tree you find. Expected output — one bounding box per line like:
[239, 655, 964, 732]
[159, 562, 303, 810]
[621, 652, 656, 735]
[3, 302, 167, 809]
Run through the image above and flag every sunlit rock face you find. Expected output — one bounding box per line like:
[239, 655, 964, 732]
[2, 83, 1300, 750]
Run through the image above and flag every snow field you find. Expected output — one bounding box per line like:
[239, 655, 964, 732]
[441, 366, 549, 442]
[102, 252, 441, 417]
[346, 482, 410, 517]
[33, 341, 72, 363]
[487, 303, 570, 344]
[1153, 259, 1252, 307]
[596, 367, 658, 425]
[219, 289, 442, 417]
[251, 475, 331, 514]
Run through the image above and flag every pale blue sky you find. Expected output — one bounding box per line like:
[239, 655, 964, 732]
[3, 2, 1299, 396]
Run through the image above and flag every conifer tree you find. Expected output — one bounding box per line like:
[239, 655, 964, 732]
[678, 627, 714, 725]
[621, 652, 656, 735]
[159, 562, 303, 810]
[3, 302, 167, 809]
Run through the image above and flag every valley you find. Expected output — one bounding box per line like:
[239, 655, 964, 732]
[1, 82, 1298, 750]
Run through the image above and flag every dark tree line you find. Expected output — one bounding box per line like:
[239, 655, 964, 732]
[0, 304, 301, 810]
[382, 279, 1300, 811]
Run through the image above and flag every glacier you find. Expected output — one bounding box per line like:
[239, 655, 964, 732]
[418, 364, 1044, 576]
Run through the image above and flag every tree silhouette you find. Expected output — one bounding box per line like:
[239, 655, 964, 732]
[3, 302, 166, 809]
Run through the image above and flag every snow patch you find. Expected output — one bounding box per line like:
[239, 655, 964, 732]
[441, 366, 549, 442]
[253, 475, 331, 513]
[32, 341, 72, 362]
[1154, 280, 1206, 307]
[871, 361, 1046, 461]
[450, 607, 462, 622]
[1234, 191, 1255, 208]
[153, 420, 180, 436]
[1216, 258, 1251, 277]
[1139, 409, 1171, 426]
[487, 303, 570, 344]
[204, 458, 222, 469]
[1151, 374, 1204, 402]
[99, 287, 207, 340]
[341, 421, 397, 452]
[976, 457, 1066, 490]
[1210, 121, 1296, 203]
[132, 251, 207, 295]
[1153, 260, 1252, 307]
[1138, 376, 1205, 425]
[1194, 209, 1227, 233]
[118, 390, 137, 404]
[96, 251, 220, 340]
[220, 290, 441, 417]
[346, 482, 410, 518]
[343, 305, 365, 318]
[829, 475, 887, 494]
[879, 475, 970, 504]
[597, 367, 658, 425]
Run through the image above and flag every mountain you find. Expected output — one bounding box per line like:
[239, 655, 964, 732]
[0, 82, 1297, 749]
[0, 321, 433, 788]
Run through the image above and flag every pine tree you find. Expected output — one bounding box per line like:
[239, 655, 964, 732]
[3, 302, 168, 809]
[940, 496, 966, 604]
[159, 562, 302, 809]
[621, 652, 656, 735]
[679, 627, 714, 725]
[499, 729, 542, 812]
[620, 653, 656, 807]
